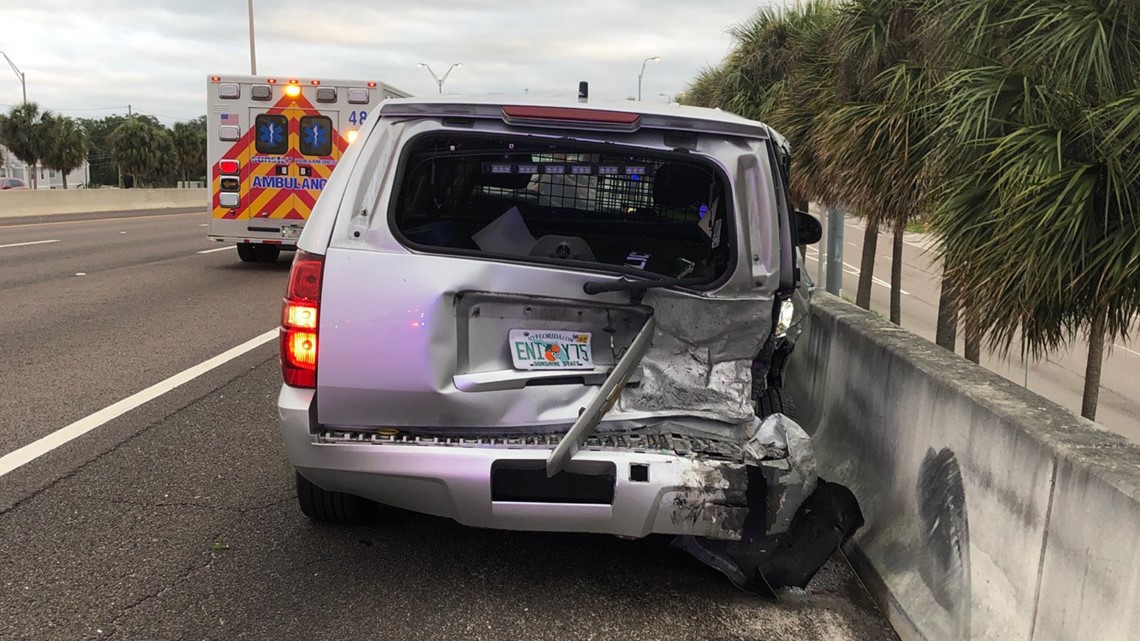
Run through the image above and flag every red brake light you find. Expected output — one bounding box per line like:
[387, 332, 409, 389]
[286, 254, 322, 302]
[501, 106, 641, 127]
[219, 159, 239, 175]
[281, 251, 324, 388]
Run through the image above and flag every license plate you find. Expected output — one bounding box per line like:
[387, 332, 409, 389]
[281, 225, 302, 239]
[509, 329, 593, 370]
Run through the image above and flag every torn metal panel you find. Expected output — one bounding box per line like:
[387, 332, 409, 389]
[618, 290, 771, 424]
[747, 414, 819, 536]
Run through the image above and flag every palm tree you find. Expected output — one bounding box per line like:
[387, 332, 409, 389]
[748, 0, 842, 209]
[929, 0, 1140, 420]
[40, 114, 88, 189]
[171, 119, 206, 185]
[682, 65, 730, 110]
[820, 0, 929, 320]
[109, 119, 173, 188]
[0, 102, 49, 188]
[684, 2, 842, 209]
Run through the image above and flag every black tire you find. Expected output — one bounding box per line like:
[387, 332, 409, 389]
[236, 243, 257, 262]
[753, 385, 785, 418]
[295, 472, 374, 524]
[253, 245, 280, 263]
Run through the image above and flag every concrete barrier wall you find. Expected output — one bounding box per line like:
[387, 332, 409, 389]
[787, 293, 1140, 641]
[0, 188, 207, 217]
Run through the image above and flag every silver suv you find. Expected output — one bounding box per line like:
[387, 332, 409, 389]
[276, 96, 859, 595]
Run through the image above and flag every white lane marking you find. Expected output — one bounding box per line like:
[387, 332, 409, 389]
[1114, 343, 1140, 358]
[1, 211, 204, 229]
[197, 245, 236, 254]
[841, 220, 929, 248]
[0, 239, 60, 249]
[803, 253, 910, 294]
[198, 224, 208, 227]
[0, 329, 278, 478]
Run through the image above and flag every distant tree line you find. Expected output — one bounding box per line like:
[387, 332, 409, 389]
[0, 103, 206, 188]
[682, 0, 1139, 421]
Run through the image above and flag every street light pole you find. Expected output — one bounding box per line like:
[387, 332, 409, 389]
[418, 63, 463, 94]
[637, 56, 660, 101]
[247, 0, 257, 75]
[1, 51, 27, 104]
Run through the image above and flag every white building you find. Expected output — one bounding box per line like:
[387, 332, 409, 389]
[0, 144, 90, 189]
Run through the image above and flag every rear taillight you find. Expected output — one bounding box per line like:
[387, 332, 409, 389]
[281, 251, 324, 388]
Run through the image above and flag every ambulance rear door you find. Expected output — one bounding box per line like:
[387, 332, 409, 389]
[292, 108, 342, 234]
[246, 106, 341, 240]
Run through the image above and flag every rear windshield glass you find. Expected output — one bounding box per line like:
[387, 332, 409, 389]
[392, 134, 732, 281]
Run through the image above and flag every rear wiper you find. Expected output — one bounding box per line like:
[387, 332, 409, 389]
[583, 275, 712, 295]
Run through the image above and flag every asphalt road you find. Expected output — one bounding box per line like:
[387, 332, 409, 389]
[806, 209, 1139, 443]
[0, 209, 895, 641]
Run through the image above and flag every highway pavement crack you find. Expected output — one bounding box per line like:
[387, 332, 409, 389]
[102, 520, 236, 640]
[99, 495, 293, 638]
[102, 497, 234, 512]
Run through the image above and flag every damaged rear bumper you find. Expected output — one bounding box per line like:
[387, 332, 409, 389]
[280, 387, 822, 542]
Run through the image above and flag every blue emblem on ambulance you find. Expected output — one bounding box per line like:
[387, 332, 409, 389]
[303, 123, 328, 148]
[259, 122, 284, 146]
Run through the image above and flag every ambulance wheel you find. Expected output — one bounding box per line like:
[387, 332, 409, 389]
[253, 245, 281, 263]
[236, 243, 257, 262]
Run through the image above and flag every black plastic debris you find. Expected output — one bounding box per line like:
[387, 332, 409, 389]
[675, 479, 864, 599]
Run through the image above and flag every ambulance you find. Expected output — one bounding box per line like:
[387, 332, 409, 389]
[206, 74, 411, 262]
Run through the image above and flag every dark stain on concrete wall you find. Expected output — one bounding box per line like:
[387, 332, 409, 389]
[917, 447, 972, 639]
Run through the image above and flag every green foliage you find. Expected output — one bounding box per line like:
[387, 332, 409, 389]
[4, 106, 204, 189]
[684, 0, 841, 206]
[820, 61, 937, 227]
[40, 114, 89, 188]
[171, 117, 207, 183]
[80, 115, 131, 186]
[0, 103, 50, 188]
[108, 118, 174, 188]
[684, 0, 1140, 418]
[928, 0, 1140, 358]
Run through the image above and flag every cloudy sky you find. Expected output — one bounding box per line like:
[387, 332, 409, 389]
[1, 0, 773, 126]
